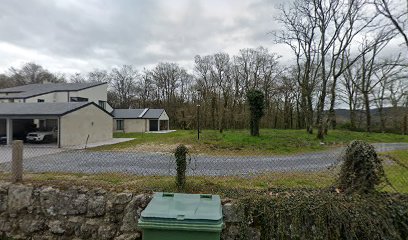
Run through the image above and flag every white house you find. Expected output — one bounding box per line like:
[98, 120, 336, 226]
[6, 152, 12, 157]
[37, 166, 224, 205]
[112, 108, 170, 133]
[0, 82, 113, 112]
[0, 82, 113, 147]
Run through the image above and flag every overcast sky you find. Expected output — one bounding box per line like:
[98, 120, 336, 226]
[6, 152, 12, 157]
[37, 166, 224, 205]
[0, 0, 293, 74]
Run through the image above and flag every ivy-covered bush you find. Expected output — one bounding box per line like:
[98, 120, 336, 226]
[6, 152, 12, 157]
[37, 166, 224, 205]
[174, 144, 188, 191]
[337, 140, 385, 193]
[236, 190, 408, 240]
[246, 89, 265, 136]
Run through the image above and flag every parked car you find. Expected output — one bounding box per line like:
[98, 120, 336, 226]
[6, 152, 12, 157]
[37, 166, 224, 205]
[26, 130, 57, 143]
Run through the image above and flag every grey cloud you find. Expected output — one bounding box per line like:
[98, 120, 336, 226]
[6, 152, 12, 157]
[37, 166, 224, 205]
[0, 0, 288, 72]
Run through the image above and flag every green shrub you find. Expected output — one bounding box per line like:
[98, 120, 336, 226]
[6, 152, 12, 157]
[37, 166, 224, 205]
[174, 144, 188, 191]
[236, 190, 408, 240]
[337, 140, 385, 193]
[246, 90, 265, 136]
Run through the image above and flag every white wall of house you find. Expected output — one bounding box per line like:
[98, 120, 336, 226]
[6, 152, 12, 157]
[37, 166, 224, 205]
[159, 111, 169, 120]
[60, 104, 112, 147]
[113, 119, 148, 133]
[0, 99, 25, 103]
[70, 84, 103, 99]
[25, 92, 68, 103]
[69, 84, 113, 112]
[0, 84, 113, 112]
[124, 119, 147, 133]
[146, 119, 150, 132]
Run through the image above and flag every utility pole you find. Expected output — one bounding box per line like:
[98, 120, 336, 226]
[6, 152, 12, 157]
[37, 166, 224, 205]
[197, 89, 201, 140]
[197, 104, 201, 140]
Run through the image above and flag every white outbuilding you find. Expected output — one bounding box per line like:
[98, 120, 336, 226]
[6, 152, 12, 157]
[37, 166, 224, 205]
[112, 108, 170, 133]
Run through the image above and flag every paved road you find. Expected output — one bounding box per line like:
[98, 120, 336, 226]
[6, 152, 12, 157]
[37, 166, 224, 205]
[0, 143, 407, 176]
[0, 145, 65, 164]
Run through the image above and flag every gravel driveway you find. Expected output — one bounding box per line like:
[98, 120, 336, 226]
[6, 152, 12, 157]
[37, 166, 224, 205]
[0, 143, 407, 176]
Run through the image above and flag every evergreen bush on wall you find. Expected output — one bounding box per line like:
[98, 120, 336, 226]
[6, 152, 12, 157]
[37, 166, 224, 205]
[337, 140, 385, 193]
[246, 90, 265, 136]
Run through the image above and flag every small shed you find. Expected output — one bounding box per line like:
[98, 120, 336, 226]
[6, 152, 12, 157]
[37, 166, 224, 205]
[0, 102, 113, 147]
[112, 108, 169, 133]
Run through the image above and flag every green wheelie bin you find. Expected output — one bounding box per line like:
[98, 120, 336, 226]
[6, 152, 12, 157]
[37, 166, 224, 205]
[138, 192, 224, 240]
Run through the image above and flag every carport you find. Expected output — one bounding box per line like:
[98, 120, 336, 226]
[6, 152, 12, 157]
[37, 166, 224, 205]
[0, 102, 113, 147]
[0, 112, 60, 147]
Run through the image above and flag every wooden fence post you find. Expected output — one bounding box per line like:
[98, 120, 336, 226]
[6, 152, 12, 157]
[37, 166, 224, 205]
[11, 140, 23, 183]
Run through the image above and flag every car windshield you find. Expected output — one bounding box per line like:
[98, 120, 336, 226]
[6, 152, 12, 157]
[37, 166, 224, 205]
[28, 133, 38, 137]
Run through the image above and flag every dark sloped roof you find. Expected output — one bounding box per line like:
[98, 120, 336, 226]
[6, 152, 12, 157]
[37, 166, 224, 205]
[112, 109, 146, 119]
[142, 109, 165, 119]
[0, 102, 102, 117]
[112, 108, 165, 119]
[0, 82, 107, 99]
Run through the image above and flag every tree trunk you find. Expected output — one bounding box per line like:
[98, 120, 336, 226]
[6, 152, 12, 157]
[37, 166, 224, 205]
[363, 92, 371, 132]
[328, 75, 339, 130]
[211, 96, 216, 129]
[379, 108, 386, 133]
[350, 110, 356, 130]
[306, 95, 314, 134]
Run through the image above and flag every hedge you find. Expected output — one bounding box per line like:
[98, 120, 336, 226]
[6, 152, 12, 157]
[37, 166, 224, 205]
[236, 189, 408, 240]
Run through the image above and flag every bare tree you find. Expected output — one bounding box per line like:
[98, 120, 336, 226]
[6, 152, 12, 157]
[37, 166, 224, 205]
[0, 74, 12, 89]
[87, 69, 109, 83]
[110, 65, 138, 108]
[70, 73, 86, 83]
[313, 0, 372, 139]
[339, 55, 361, 130]
[8, 62, 65, 85]
[351, 31, 395, 132]
[372, 56, 403, 132]
[326, 0, 377, 131]
[194, 55, 216, 128]
[387, 67, 408, 131]
[136, 69, 155, 108]
[373, 0, 408, 49]
[211, 52, 231, 133]
[276, 0, 319, 134]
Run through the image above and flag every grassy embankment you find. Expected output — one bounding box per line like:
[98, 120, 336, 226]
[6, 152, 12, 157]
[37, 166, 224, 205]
[95, 129, 408, 155]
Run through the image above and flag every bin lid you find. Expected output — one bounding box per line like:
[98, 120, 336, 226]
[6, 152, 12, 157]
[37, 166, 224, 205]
[140, 192, 223, 224]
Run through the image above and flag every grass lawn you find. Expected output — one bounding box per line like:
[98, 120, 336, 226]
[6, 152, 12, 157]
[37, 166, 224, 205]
[1, 149, 405, 196]
[93, 129, 408, 155]
[382, 150, 408, 193]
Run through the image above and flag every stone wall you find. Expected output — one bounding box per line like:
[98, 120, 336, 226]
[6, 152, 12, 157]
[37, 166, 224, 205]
[0, 182, 256, 240]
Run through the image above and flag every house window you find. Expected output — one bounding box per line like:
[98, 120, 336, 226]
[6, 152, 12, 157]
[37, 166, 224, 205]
[70, 97, 88, 102]
[99, 100, 106, 109]
[37, 99, 45, 102]
[116, 120, 124, 131]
